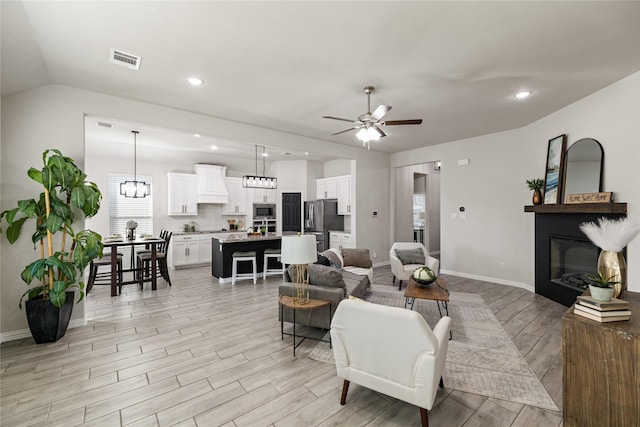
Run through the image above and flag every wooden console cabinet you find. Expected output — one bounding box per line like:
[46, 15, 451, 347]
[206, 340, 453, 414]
[562, 291, 640, 426]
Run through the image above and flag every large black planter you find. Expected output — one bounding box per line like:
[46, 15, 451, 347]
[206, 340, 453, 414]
[25, 291, 74, 343]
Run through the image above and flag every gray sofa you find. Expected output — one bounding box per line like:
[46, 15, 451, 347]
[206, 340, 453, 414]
[278, 248, 372, 330]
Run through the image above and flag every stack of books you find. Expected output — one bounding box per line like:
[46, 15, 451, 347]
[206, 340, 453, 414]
[574, 295, 631, 322]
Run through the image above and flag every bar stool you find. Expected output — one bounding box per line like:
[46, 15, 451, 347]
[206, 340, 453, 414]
[232, 251, 257, 285]
[87, 252, 123, 294]
[263, 248, 284, 280]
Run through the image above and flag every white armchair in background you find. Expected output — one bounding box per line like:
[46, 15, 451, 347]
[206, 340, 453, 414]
[389, 242, 440, 290]
[330, 298, 451, 427]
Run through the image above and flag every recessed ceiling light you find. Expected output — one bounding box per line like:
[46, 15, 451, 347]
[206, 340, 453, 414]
[194, 134, 201, 138]
[187, 77, 204, 86]
[262, 152, 269, 157]
[304, 152, 309, 155]
[210, 145, 217, 150]
[515, 90, 532, 99]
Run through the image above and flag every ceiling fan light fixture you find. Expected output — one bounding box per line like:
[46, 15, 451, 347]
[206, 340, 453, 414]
[356, 128, 368, 141]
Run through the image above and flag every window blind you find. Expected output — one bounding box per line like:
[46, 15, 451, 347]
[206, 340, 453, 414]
[108, 173, 153, 236]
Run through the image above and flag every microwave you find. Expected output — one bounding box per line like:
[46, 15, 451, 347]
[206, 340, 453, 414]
[253, 203, 276, 219]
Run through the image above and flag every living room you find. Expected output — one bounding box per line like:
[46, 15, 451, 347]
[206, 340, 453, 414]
[1, 2, 639, 426]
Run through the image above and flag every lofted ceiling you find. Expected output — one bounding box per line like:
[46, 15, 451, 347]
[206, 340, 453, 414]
[2, 1, 640, 156]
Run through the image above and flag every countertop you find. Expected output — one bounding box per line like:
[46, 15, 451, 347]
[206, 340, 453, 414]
[173, 230, 244, 236]
[212, 233, 281, 243]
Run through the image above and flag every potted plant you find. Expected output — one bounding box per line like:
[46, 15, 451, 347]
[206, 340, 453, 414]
[0, 149, 104, 343]
[526, 178, 544, 205]
[583, 272, 618, 302]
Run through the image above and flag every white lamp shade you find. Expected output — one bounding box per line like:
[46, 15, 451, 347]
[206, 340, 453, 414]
[281, 235, 317, 265]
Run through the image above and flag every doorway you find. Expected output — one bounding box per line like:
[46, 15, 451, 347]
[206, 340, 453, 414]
[282, 192, 302, 232]
[394, 163, 440, 255]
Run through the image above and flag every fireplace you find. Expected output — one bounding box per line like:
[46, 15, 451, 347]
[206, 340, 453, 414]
[549, 236, 599, 292]
[528, 205, 626, 307]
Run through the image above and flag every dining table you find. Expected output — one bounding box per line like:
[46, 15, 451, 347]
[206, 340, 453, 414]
[102, 236, 165, 296]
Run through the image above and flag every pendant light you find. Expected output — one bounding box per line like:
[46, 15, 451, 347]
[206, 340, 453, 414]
[120, 130, 151, 198]
[242, 145, 277, 189]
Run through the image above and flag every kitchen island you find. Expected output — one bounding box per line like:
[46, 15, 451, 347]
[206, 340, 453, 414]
[212, 233, 282, 283]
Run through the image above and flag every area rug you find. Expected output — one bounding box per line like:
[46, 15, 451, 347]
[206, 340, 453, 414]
[308, 287, 559, 411]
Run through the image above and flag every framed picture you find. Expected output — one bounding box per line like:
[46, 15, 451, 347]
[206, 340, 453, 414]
[543, 134, 567, 204]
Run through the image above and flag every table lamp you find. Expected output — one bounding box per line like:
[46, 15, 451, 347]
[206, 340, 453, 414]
[281, 234, 317, 304]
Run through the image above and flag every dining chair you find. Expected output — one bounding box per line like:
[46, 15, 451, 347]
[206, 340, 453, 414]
[136, 231, 172, 287]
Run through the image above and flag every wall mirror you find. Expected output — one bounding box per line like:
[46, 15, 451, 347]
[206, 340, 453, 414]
[563, 138, 603, 198]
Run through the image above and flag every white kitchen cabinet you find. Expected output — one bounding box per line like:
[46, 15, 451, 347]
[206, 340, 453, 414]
[199, 235, 212, 263]
[336, 175, 352, 215]
[250, 188, 276, 204]
[169, 234, 213, 269]
[168, 173, 198, 216]
[316, 178, 338, 200]
[222, 177, 248, 215]
[329, 231, 353, 250]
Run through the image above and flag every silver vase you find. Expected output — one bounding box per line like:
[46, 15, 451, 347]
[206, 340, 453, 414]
[597, 250, 626, 298]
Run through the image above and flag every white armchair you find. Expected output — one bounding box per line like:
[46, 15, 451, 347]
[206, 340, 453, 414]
[390, 242, 440, 290]
[330, 298, 451, 427]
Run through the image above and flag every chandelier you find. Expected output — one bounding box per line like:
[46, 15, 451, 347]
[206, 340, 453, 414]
[120, 130, 151, 198]
[242, 145, 277, 189]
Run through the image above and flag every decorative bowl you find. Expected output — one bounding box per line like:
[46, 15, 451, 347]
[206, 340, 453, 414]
[414, 277, 437, 288]
[412, 266, 437, 287]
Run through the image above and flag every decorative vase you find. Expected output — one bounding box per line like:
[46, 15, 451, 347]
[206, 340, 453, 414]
[588, 285, 614, 302]
[532, 190, 542, 205]
[598, 250, 626, 298]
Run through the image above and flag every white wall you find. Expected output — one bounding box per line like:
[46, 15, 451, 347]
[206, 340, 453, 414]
[1, 84, 391, 340]
[391, 71, 640, 292]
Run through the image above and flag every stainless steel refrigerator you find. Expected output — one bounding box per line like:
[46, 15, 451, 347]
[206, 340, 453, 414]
[304, 199, 343, 252]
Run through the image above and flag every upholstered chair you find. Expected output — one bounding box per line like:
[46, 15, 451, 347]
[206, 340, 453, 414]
[389, 242, 439, 290]
[330, 298, 451, 427]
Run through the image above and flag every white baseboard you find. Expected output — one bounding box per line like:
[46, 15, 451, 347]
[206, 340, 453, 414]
[440, 269, 534, 293]
[0, 318, 86, 343]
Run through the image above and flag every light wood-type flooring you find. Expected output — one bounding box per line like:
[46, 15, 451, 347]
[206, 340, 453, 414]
[1, 265, 566, 426]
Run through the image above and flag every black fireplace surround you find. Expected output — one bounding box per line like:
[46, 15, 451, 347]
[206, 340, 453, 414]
[532, 208, 626, 307]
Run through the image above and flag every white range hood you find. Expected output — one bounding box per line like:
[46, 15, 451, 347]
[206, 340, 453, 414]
[195, 164, 229, 204]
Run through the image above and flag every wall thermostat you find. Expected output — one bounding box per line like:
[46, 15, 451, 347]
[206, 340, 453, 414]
[372, 210, 379, 217]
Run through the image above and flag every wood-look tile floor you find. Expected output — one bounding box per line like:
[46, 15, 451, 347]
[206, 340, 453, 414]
[1, 266, 566, 426]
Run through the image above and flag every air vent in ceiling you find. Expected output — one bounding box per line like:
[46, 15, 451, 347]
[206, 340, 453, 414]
[110, 48, 141, 70]
[97, 121, 113, 128]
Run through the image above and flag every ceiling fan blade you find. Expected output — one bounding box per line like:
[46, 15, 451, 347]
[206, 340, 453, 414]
[374, 126, 387, 138]
[322, 115, 355, 123]
[331, 127, 357, 136]
[383, 119, 423, 126]
[370, 105, 391, 121]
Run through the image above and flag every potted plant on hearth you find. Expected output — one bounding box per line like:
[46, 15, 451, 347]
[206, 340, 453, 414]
[0, 149, 104, 343]
[526, 178, 544, 205]
[583, 272, 618, 302]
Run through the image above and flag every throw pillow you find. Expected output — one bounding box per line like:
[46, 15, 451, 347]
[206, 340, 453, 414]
[395, 248, 425, 265]
[342, 248, 372, 268]
[321, 249, 343, 270]
[315, 253, 332, 266]
[306, 264, 346, 291]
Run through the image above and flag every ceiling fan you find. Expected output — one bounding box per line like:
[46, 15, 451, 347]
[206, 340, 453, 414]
[323, 86, 422, 149]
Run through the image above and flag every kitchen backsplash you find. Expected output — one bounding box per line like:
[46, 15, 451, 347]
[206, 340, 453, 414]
[161, 204, 247, 233]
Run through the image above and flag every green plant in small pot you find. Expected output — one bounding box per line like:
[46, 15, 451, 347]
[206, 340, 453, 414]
[0, 150, 104, 343]
[583, 272, 619, 302]
[526, 178, 544, 205]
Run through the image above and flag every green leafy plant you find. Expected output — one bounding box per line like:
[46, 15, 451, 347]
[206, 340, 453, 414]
[413, 266, 437, 282]
[526, 178, 544, 191]
[583, 272, 619, 288]
[0, 149, 104, 308]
